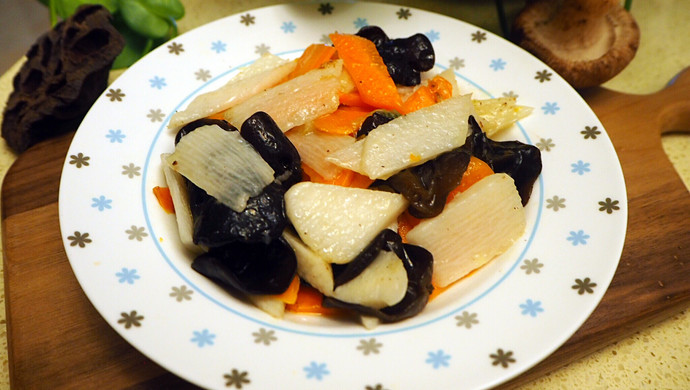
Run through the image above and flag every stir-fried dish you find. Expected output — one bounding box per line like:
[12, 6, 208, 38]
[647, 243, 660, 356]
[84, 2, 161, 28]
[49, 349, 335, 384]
[157, 26, 541, 328]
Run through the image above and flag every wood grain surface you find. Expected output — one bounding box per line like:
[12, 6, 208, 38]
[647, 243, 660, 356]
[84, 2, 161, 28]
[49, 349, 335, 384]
[2, 69, 689, 389]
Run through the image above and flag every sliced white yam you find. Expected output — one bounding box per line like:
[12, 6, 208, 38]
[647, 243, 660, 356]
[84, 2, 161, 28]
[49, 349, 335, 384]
[286, 125, 356, 180]
[338, 69, 356, 94]
[249, 295, 285, 318]
[224, 60, 343, 132]
[361, 94, 473, 179]
[282, 229, 334, 295]
[164, 125, 274, 212]
[284, 182, 408, 264]
[324, 138, 365, 174]
[406, 173, 526, 288]
[360, 315, 381, 330]
[473, 97, 533, 137]
[332, 249, 407, 309]
[160, 153, 204, 254]
[168, 53, 296, 130]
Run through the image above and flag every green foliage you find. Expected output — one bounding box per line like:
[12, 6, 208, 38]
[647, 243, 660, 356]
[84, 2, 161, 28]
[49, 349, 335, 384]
[41, 0, 185, 68]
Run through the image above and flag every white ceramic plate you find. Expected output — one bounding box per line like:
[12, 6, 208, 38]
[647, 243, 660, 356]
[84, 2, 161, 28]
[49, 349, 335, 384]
[58, 2, 627, 389]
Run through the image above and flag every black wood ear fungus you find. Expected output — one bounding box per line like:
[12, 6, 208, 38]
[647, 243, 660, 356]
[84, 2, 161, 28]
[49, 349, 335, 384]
[356, 110, 399, 138]
[174, 112, 302, 248]
[324, 239, 434, 323]
[463, 116, 542, 205]
[192, 236, 297, 296]
[371, 149, 471, 219]
[240, 111, 302, 189]
[188, 181, 288, 247]
[356, 25, 435, 86]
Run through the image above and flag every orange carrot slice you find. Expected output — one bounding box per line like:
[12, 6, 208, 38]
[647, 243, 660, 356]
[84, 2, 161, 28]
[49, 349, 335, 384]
[401, 75, 453, 114]
[447, 157, 494, 202]
[301, 163, 356, 187]
[338, 91, 376, 110]
[286, 43, 337, 80]
[401, 86, 436, 113]
[397, 210, 421, 243]
[329, 33, 403, 112]
[428, 75, 453, 101]
[347, 171, 375, 189]
[313, 106, 372, 135]
[273, 275, 300, 304]
[153, 186, 175, 213]
[286, 284, 340, 315]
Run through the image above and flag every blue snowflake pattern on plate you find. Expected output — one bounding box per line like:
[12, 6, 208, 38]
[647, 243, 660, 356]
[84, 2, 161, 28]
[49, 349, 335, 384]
[426, 350, 451, 369]
[211, 40, 226, 53]
[571, 160, 591, 175]
[116, 267, 140, 284]
[490, 58, 506, 71]
[91, 195, 112, 211]
[149, 76, 167, 89]
[304, 362, 329, 380]
[519, 299, 544, 317]
[191, 329, 216, 347]
[106, 129, 126, 143]
[541, 101, 560, 115]
[567, 230, 590, 246]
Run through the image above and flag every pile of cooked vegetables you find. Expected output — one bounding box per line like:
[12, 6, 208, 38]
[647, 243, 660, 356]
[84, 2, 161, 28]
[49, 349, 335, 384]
[157, 26, 541, 328]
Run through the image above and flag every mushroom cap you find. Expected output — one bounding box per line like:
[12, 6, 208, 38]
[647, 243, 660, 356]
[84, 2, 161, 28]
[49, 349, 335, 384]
[512, 0, 640, 89]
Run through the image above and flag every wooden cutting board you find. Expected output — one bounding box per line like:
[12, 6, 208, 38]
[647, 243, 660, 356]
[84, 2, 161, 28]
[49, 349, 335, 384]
[3, 68, 689, 389]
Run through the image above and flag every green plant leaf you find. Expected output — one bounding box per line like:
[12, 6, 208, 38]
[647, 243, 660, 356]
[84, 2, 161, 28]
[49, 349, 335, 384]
[119, 0, 172, 39]
[140, 0, 184, 19]
[52, 0, 119, 19]
[111, 14, 155, 68]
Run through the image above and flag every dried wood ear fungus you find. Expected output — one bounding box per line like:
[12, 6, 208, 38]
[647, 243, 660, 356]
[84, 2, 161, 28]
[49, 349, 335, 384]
[1, 4, 124, 152]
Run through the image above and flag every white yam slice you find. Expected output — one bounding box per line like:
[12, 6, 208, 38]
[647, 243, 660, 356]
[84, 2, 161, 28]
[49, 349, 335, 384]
[283, 229, 406, 309]
[160, 153, 203, 254]
[332, 249, 407, 309]
[249, 295, 285, 318]
[224, 60, 343, 131]
[286, 125, 356, 180]
[473, 97, 533, 137]
[282, 229, 334, 295]
[361, 94, 473, 179]
[168, 53, 296, 130]
[406, 173, 526, 288]
[164, 125, 274, 212]
[360, 315, 381, 330]
[284, 182, 408, 264]
[324, 138, 365, 174]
